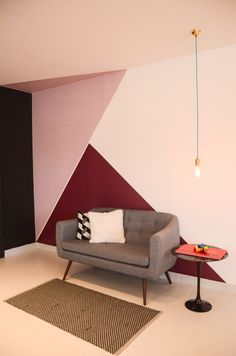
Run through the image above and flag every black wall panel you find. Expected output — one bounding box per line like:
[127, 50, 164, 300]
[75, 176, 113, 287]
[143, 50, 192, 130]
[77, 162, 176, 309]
[0, 166, 4, 257]
[0, 87, 35, 256]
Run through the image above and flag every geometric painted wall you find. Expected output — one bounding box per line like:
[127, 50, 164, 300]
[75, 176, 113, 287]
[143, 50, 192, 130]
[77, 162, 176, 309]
[34, 45, 236, 284]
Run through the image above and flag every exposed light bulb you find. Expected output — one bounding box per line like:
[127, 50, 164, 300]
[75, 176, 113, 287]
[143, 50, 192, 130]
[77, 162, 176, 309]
[194, 165, 201, 177]
[194, 157, 200, 178]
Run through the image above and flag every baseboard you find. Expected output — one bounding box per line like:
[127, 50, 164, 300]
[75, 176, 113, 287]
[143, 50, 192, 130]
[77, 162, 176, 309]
[5, 242, 37, 257]
[35, 242, 57, 253]
[4, 241, 57, 257]
[168, 271, 236, 293]
[4, 243, 236, 293]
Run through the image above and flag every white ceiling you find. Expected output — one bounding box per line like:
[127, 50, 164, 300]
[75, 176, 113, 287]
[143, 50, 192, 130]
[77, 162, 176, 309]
[1, 0, 236, 88]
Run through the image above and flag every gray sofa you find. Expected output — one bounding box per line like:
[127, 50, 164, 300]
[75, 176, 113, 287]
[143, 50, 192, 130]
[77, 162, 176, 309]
[56, 208, 180, 305]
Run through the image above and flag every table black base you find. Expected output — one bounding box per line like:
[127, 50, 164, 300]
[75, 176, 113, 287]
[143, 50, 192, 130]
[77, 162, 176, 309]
[185, 299, 212, 312]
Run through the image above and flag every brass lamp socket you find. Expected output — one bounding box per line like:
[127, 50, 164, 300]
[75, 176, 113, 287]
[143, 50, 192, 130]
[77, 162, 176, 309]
[195, 157, 200, 166]
[192, 29, 201, 37]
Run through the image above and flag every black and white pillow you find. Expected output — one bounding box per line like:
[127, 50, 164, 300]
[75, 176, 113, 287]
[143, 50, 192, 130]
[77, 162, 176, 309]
[76, 211, 91, 240]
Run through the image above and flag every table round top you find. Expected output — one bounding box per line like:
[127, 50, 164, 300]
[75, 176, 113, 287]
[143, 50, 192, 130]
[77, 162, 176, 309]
[171, 245, 228, 263]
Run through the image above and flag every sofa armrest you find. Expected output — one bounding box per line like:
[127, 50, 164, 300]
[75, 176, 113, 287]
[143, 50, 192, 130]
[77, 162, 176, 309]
[148, 215, 180, 278]
[56, 219, 77, 257]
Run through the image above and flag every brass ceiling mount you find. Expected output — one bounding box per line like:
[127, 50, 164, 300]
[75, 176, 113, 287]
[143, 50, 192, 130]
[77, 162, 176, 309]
[192, 29, 201, 37]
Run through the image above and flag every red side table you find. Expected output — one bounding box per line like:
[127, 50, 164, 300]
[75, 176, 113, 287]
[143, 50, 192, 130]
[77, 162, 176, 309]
[172, 245, 228, 312]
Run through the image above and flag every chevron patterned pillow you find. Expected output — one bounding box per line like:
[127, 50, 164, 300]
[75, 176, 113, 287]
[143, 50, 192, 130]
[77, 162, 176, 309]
[76, 211, 91, 240]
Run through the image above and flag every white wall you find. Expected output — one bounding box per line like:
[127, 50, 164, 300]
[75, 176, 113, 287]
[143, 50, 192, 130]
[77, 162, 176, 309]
[91, 45, 236, 284]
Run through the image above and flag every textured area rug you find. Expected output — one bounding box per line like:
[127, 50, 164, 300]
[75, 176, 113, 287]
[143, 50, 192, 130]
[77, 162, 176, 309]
[5, 279, 160, 354]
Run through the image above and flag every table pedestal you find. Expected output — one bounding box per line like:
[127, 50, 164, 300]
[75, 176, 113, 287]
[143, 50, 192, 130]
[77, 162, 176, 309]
[185, 261, 212, 313]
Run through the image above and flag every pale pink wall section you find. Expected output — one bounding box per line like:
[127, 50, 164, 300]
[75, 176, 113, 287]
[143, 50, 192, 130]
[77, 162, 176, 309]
[32, 71, 125, 238]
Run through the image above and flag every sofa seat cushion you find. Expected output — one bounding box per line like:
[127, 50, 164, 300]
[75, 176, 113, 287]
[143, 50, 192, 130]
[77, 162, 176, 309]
[61, 239, 149, 267]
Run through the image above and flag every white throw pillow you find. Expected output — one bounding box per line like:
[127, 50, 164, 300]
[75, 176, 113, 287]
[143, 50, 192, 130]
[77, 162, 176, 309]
[88, 210, 125, 243]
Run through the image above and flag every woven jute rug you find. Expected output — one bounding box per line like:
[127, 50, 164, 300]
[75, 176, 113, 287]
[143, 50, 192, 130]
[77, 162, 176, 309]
[5, 278, 160, 354]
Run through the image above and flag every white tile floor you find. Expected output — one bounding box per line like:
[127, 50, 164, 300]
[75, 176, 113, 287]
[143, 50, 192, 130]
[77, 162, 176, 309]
[0, 245, 236, 356]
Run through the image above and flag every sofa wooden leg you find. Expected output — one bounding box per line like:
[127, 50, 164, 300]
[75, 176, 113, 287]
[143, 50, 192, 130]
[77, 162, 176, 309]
[142, 278, 147, 306]
[63, 260, 73, 280]
[165, 271, 172, 284]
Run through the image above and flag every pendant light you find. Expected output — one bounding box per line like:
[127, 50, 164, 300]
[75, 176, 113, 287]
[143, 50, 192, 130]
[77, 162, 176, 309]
[192, 29, 201, 177]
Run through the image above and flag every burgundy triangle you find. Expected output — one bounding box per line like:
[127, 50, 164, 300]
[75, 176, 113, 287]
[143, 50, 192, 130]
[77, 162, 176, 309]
[38, 144, 225, 283]
[37, 144, 153, 246]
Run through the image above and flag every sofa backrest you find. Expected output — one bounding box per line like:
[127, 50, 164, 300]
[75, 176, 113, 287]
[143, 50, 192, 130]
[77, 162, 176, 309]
[91, 208, 173, 246]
